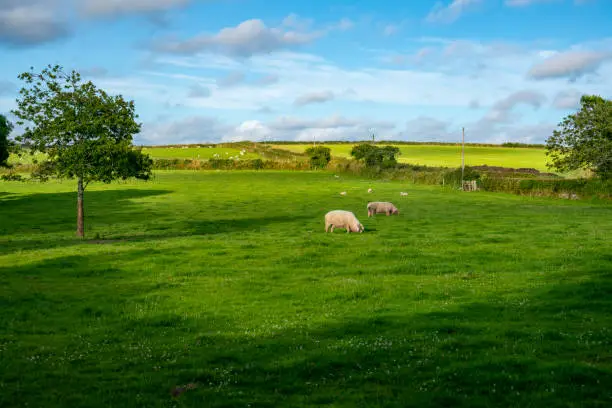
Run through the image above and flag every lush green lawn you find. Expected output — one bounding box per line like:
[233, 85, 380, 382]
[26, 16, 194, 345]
[141, 147, 261, 160]
[272, 143, 551, 171]
[1, 170, 611, 407]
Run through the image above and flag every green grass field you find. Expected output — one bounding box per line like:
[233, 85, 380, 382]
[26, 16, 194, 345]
[272, 144, 551, 171]
[6, 147, 262, 165]
[1, 171, 611, 407]
[141, 147, 261, 160]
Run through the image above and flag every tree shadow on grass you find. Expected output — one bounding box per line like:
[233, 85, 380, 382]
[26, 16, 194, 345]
[1, 188, 336, 254]
[159, 263, 612, 407]
[107, 214, 319, 243]
[0, 189, 173, 254]
[1, 250, 611, 407]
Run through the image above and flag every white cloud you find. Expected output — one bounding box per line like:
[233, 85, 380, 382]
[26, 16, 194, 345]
[216, 71, 246, 88]
[151, 18, 323, 57]
[333, 18, 355, 31]
[485, 90, 547, 122]
[141, 37, 611, 123]
[0, 0, 70, 46]
[223, 120, 272, 142]
[425, 0, 482, 24]
[187, 83, 211, 98]
[293, 91, 335, 106]
[552, 89, 583, 109]
[8, 33, 609, 145]
[504, 0, 557, 6]
[254, 74, 280, 86]
[79, 0, 191, 17]
[527, 51, 612, 80]
[139, 115, 231, 145]
[139, 114, 397, 144]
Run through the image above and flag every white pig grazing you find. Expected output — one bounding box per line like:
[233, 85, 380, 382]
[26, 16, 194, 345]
[324, 210, 364, 233]
[367, 201, 399, 217]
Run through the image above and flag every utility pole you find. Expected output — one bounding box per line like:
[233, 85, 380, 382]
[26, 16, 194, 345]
[461, 127, 465, 189]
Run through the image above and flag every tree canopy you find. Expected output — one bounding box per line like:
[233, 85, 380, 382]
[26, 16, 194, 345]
[546, 94, 612, 179]
[0, 114, 13, 167]
[305, 145, 332, 169]
[350, 143, 400, 168]
[11, 64, 153, 237]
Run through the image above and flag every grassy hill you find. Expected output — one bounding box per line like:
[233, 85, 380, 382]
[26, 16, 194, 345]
[271, 143, 551, 171]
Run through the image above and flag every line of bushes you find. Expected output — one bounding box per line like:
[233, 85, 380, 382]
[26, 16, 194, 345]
[151, 158, 312, 171]
[143, 141, 546, 149]
[268, 141, 546, 148]
[331, 161, 611, 200]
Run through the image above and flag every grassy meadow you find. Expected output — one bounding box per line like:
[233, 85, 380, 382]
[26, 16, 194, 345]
[1, 170, 611, 407]
[6, 146, 262, 165]
[141, 146, 261, 160]
[271, 143, 551, 171]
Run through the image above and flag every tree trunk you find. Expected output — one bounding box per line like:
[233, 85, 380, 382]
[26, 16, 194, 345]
[77, 176, 84, 238]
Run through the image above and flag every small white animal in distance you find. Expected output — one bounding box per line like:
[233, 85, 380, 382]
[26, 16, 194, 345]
[400, 192, 408, 196]
[367, 188, 373, 193]
[340, 191, 347, 196]
[334, 175, 340, 178]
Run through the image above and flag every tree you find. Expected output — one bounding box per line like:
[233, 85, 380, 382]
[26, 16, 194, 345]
[350, 143, 400, 168]
[546, 94, 612, 179]
[0, 114, 14, 167]
[12, 64, 153, 238]
[304, 145, 331, 169]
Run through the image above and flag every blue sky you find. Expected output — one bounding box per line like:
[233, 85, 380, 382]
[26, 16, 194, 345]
[1, 0, 611, 145]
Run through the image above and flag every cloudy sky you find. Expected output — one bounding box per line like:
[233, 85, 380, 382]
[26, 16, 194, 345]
[0, 0, 611, 145]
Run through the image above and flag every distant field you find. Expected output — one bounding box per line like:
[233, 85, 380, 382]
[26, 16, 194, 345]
[272, 144, 551, 171]
[6, 147, 262, 164]
[7, 151, 47, 165]
[141, 147, 261, 160]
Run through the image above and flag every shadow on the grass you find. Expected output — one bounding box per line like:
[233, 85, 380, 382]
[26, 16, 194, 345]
[163, 263, 612, 407]
[0, 188, 331, 254]
[1, 249, 611, 407]
[0, 188, 174, 254]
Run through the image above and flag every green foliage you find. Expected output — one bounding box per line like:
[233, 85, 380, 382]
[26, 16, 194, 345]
[546, 94, 612, 179]
[0, 172, 24, 181]
[304, 145, 331, 169]
[150, 158, 310, 171]
[11, 64, 153, 186]
[442, 166, 481, 186]
[1, 171, 612, 407]
[500, 142, 545, 148]
[350, 143, 400, 168]
[0, 114, 14, 167]
[479, 175, 612, 199]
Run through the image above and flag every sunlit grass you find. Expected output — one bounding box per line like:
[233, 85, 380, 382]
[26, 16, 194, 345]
[0, 170, 611, 407]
